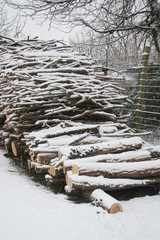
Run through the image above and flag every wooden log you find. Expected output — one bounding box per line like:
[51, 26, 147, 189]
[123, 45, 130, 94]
[59, 137, 143, 159]
[37, 152, 58, 163]
[34, 164, 50, 174]
[30, 161, 38, 170]
[67, 174, 160, 191]
[49, 165, 63, 177]
[4, 138, 12, 153]
[62, 149, 151, 174]
[72, 159, 160, 179]
[90, 111, 116, 122]
[11, 140, 24, 157]
[47, 133, 89, 147]
[45, 125, 100, 138]
[150, 146, 160, 158]
[27, 159, 32, 171]
[65, 170, 72, 186]
[102, 131, 152, 138]
[91, 189, 122, 214]
[29, 147, 58, 155]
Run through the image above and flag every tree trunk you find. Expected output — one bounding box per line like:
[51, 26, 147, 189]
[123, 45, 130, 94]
[148, 0, 160, 64]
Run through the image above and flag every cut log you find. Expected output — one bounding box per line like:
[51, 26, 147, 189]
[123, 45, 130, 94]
[49, 165, 56, 176]
[49, 165, 63, 177]
[72, 159, 160, 179]
[29, 147, 58, 156]
[150, 146, 160, 158]
[47, 133, 89, 147]
[91, 189, 122, 214]
[45, 125, 100, 138]
[62, 149, 152, 174]
[65, 170, 73, 186]
[34, 164, 50, 174]
[5, 138, 12, 153]
[27, 159, 32, 171]
[90, 111, 116, 122]
[11, 140, 24, 157]
[37, 152, 58, 163]
[59, 137, 143, 159]
[67, 174, 160, 191]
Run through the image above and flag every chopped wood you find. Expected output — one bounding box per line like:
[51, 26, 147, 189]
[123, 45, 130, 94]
[1, 36, 160, 204]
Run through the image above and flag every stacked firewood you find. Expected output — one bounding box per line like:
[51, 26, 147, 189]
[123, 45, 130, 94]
[0, 36, 130, 132]
[0, 36, 160, 211]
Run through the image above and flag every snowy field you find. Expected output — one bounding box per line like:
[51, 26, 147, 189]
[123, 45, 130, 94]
[0, 149, 160, 240]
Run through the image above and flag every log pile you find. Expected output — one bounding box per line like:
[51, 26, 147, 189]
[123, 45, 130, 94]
[0, 36, 160, 210]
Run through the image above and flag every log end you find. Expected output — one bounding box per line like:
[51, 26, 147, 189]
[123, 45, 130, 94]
[109, 203, 123, 214]
[68, 176, 73, 189]
[49, 165, 56, 176]
[91, 189, 123, 214]
[58, 150, 62, 160]
[27, 159, 32, 171]
[72, 164, 79, 175]
[11, 140, 18, 157]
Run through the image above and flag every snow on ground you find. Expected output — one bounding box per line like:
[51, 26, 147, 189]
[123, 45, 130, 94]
[0, 149, 160, 240]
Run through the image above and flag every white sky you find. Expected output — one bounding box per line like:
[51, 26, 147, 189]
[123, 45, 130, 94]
[6, 2, 80, 42]
[23, 18, 78, 42]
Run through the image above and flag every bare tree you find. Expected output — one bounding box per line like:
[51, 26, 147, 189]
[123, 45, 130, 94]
[0, 3, 12, 36]
[0, 1, 26, 38]
[70, 27, 147, 69]
[5, 0, 160, 61]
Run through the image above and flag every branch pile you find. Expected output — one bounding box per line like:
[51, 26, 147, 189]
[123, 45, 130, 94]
[0, 36, 160, 207]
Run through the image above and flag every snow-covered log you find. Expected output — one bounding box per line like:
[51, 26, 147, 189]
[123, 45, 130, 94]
[72, 159, 160, 179]
[67, 174, 160, 191]
[62, 149, 151, 173]
[11, 140, 25, 157]
[59, 137, 143, 159]
[37, 153, 58, 164]
[91, 189, 122, 214]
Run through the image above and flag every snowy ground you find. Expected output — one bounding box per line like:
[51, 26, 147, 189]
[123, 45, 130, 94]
[0, 149, 160, 240]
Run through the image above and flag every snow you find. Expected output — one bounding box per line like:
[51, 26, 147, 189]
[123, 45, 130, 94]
[0, 149, 160, 240]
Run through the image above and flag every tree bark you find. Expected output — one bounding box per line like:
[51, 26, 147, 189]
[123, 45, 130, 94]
[59, 137, 143, 159]
[67, 174, 160, 191]
[62, 149, 151, 174]
[72, 159, 160, 179]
